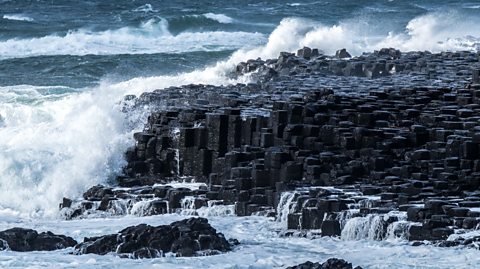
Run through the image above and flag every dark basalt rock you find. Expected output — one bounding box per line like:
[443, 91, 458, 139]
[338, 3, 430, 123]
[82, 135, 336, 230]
[286, 258, 363, 269]
[335, 48, 351, 59]
[62, 46, 480, 249]
[0, 228, 77, 251]
[474, 69, 480, 84]
[74, 217, 234, 258]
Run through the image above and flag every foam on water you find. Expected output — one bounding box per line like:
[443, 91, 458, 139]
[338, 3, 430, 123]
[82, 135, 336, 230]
[0, 18, 265, 59]
[0, 85, 79, 105]
[0, 214, 479, 268]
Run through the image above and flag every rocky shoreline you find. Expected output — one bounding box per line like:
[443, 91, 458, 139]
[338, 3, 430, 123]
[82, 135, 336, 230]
[0, 218, 235, 258]
[2, 47, 480, 266]
[68, 47, 480, 247]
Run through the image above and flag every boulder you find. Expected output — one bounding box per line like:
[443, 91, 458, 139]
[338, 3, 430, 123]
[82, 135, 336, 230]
[297, 47, 313, 59]
[286, 258, 362, 269]
[74, 217, 234, 258]
[335, 49, 351, 59]
[0, 228, 77, 251]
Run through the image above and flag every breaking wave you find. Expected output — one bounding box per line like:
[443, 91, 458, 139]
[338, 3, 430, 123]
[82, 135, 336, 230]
[0, 18, 265, 59]
[249, 11, 480, 57]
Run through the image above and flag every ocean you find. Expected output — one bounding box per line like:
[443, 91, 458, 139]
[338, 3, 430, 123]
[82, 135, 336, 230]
[0, 1, 480, 268]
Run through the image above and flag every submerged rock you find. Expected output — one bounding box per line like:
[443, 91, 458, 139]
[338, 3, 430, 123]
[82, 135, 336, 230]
[0, 227, 77, 251]
[286, 258, 363, 269]
[74, 217, 234, 258]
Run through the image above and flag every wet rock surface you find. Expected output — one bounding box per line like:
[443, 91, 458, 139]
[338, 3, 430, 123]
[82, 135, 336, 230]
[0, 228, 77, 252]
[286, 258, 362, 269]
[74, 217, 234, 258]
[60, 47, 480, 249]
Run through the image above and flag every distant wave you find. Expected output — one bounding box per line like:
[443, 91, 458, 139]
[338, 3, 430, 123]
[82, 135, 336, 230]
[166, 13, 236, 33]
[132, 3, 157, 13]
[0, 18, 265, 59]
[464, 5, 480, 9]
[2, 14, 34, 22]
[287, 2, 323, 7]
[202, 13, 234, 24]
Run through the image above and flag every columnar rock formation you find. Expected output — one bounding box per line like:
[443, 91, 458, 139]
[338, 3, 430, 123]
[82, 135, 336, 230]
[58, 48, 480, 249]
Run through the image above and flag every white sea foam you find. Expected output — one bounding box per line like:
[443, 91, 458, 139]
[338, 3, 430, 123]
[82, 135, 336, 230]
[0, 86, 131, 217]
[2, 14, 34, 22]
[0, 214, 479, 268]
[0, 18, 265, 59]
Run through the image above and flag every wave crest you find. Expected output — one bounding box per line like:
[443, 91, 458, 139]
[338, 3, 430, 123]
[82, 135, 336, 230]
[0, 18, 265, 59]
[132, 4, 157, 13]
[202, 13, 234, 24]
[2, 14, 34, 22]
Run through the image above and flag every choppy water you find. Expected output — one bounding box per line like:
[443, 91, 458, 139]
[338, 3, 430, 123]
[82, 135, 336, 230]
[0, 1, 480, 268]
